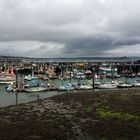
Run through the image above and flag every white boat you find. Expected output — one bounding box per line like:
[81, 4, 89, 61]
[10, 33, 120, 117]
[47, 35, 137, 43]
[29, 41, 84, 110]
[0, 74, 16, 84]
[0, 80, 15, 84]
[78, 84, 93, 90]
[24, 75, 38, 81]
[117, 83, 133, 88]
[94, 74, 100, 79]
[75, 72, 86, 79]
[90, 81, 101, 87]
[131, 80, 140, 87]
[24, 87, 47, 92]
[58, 84, 75, 91]
[97, 83, 117, 89]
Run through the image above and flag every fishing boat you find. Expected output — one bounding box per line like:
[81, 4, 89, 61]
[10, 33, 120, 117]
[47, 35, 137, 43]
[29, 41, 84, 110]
[75, 71, 85, 79]
[90, 80, 101, 88]
[97, 83, 117, 89]
[0, 74, 16, 84]
[24, 87, 47, 92]
[24, 75, 38, 81]
[117, 83, 133, 88]
[0, 64, 16, 84]
[58, 83, 75, 91]
[0, 80, 15, 84]
[78, 83, 93, 90]
[131, 80, 140, 87]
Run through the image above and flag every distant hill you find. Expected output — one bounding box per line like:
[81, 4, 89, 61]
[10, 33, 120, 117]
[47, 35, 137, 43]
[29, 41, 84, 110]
[0, 55, 140, 62]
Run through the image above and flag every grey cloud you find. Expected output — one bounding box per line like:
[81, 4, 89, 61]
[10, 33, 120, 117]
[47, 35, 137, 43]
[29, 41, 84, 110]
[0, 0, 140, 57]
[113, 39, 140, 46]
[39, 46, 48, 50]
[61, 35, 115, 56]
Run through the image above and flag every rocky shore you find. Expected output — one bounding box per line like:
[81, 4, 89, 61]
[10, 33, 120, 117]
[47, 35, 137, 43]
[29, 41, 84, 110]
[0, 89, 140, 140]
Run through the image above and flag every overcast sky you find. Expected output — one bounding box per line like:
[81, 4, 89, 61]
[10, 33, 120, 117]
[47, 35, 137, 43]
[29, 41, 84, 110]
[0, 0, 140, 58]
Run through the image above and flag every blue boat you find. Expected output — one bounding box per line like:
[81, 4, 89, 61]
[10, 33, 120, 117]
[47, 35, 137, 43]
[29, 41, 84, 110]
[58, 83, 75, 91]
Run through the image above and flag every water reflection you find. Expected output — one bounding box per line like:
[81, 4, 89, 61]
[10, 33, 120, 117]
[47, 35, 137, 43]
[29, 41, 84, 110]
[0, 77, 139, 107]
[0, 84, 62, 107]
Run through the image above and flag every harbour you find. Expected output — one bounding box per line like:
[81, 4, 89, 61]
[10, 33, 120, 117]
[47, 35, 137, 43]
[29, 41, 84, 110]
[0, 64, 140, 107]
[1, 1, 140, 139]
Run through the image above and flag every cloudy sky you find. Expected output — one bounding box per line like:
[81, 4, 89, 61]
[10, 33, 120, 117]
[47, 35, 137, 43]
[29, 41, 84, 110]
[0, 0, 140, 58]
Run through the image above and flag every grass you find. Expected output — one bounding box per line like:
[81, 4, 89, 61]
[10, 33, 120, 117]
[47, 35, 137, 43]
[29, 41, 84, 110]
[96, 108, 140, 121]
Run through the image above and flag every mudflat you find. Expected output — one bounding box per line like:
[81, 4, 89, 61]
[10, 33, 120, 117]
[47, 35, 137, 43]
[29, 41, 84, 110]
[0, 89, 140, 140]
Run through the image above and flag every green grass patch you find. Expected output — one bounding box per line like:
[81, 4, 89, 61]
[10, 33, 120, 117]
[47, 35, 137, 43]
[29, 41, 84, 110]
[96, 108, 140, 121]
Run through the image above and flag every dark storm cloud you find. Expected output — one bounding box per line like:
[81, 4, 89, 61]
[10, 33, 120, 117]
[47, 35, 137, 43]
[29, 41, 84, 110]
[113, 39, 140, 46]
[62, 35, 114, 56]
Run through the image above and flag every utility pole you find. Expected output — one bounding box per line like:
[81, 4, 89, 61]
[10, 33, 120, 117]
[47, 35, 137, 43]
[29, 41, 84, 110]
[70, 64, 72, 84]
[61, 64, 64, 86]
[36, 58, 39, 76]
[92, 67, 95, 93]
[14, 69, 18, 105]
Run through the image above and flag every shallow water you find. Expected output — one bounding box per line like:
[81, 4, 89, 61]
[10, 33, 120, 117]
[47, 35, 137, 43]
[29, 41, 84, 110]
[0, 78, 89, 107]
[0, 84, 64, 107]
[0, 77, 139, 107]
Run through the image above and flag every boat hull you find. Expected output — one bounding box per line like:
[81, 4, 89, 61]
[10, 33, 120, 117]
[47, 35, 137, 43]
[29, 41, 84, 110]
[24, 87, 47, 92]
[97, 84, 117, 89]
[117, 84, 132, 88]
[58, 84, 75, 91]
